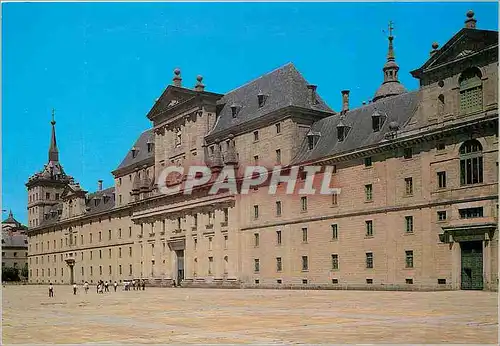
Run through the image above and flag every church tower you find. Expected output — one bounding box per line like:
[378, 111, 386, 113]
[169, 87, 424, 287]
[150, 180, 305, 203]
[25, 111, 73, 228]
[373, 21, 407, 102]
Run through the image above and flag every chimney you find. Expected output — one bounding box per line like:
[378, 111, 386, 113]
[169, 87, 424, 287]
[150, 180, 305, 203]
[362, 101, 366, 105]
[341, 90, 350, 114]
[464, 10, 477, 29]
[194, 75, 205, 92]
[173, 68, 182, 87]
[307, 85, 317, 105]
[430, 42, 439, 56]
[98, 180, 103, 191]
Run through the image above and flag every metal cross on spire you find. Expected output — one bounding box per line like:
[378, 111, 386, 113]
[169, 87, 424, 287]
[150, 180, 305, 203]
[51, 108, 56, 125]
[388, 20, 394, 37]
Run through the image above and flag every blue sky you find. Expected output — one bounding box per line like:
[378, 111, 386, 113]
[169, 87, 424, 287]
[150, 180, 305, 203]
[2, 2, 498, 224]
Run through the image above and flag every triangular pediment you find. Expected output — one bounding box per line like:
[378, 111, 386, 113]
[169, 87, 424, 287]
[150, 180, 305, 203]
[411, 28, 498, 78]
[146, 86, 198, 120]
[61, 184, 86, 200]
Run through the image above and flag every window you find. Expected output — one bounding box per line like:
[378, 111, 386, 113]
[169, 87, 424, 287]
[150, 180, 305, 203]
[99, 250, 102, 259]
[276, 257, 282, 272]
[405, 216, 413, 233]
[307, 136, 315, 150]
[365, 184, 373, 201]
[129, 227, 132, 238]
[301, 256, 308, 271]
[223, 256, 228, 274]
[403, 148, 413, 159]
[129, 264, 133, 275]
[438, 279, 446, 285]
[275, 201, 282, 216]
[459, 67, 483, 114]
[108, 230, 112, 240]
[253, 155, 259, 165]
[331, 254, 339, 270]
[276, 230, 282, 245]
[129, 247, 132, 257]
[405, 250, 414, 268]
[254, 233, 259, 247]
[55, 193, 59, 200]
[255, 279, 260, 284]
[99, 231, 102, 242]
[332, 192, 338, 205]
[194, 238, 197, 250]
[331, 224, 338, 240]
[253, 131, 259, 141]
[108, 249, 112, 259]
[366, 278, 373, 284]
[254, 259, 260, 272]
[46, 192, 50, 200]
[302, 279, 308, 284]
[222, 208, 229, 224]
[437, 94, 445, 116]
[13, 252, 17, 257]
[253, 205, 259, 219]
[276, 149, 281, 164]
[437, 142, 446, 151]
[365, 220, 373, 237]
[302, 228, 308, 243]
[459, 207, 483, 219]
[437, 171, 447, 189]
[119, 195, 122, 204]
[460, 140, 483, 185]
[277, 279, 282, 284]
[224, 235, 228, 249]
[119, 265, 122, 275]
[332, 278, 339, 284]
[437, 211, 447, 221]
[208, 237, 213, 250]
[275, 123, 281, 134]
[301, 197, 308, 211]
[364, 157, 372, 167]
[405, 178, 413, 195]
[366, 252, 373, 268]
[99, 266, 102, 275]
[109, 265, 112, 275]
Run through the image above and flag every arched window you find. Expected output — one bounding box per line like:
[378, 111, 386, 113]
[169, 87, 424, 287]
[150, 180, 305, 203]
[460, 139, 483, 185]
[459, 68, 483, 114]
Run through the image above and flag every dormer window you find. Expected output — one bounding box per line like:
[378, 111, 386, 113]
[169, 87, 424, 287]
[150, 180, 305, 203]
[94, 199, 100, 207]
[257, 92, 267, 108]
[131, 147, 138, 158]
[371, 110, 386, 132]
[306, 131, 320, 150]
[147, 140, 154, 153]
[231, 104, 241, 118]
[336, 120, 350, 142]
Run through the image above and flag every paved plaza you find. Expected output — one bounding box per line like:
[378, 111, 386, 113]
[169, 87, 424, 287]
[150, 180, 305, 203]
[2, 285, 498, 344]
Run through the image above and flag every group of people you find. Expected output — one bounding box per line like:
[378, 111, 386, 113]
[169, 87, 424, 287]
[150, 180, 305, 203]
[123, 279, 146, 291]
[48, 280, 138, 297]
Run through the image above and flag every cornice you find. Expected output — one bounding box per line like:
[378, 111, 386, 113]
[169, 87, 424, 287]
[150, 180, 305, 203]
[111, 156, 155, 177]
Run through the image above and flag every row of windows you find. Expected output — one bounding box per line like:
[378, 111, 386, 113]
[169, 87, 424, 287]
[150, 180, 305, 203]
[253, 251, 415, 272]
[252, 207, 486, 246]
[31, 264, 134, 278]
[1, 252, 27, 257]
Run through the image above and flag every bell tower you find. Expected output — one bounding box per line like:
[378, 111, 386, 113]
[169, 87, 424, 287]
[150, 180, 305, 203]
[25, 110, 72, 228]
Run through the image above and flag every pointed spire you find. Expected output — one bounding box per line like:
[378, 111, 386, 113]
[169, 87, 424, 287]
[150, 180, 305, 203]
[373, 21, 406, 102]
[386, 21, 395, 61]
[48, 109, 59, 162]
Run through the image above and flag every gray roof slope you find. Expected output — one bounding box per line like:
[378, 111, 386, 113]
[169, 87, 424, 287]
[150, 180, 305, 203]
[292, 91, 419, 164]
[115, 129, 154, 172]
[39, 187, 116, 227]
[209, 63, 334, 137]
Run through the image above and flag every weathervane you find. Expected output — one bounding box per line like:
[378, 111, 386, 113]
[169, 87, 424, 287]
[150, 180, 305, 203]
[383, 20, 395, 38]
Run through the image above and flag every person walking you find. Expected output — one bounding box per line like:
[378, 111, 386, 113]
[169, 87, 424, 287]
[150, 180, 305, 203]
[132, 279, 136, 290]
[84, 281, 89, 294]
[48, 283, 54, 297]
[104, 281, 109, 292]
[142, 280, 145, 291]
[73, 283, 77, 295]
[113, 281, 118, 292]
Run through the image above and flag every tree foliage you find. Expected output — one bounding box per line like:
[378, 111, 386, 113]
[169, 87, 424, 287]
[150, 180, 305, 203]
[2, 266, 20, 282]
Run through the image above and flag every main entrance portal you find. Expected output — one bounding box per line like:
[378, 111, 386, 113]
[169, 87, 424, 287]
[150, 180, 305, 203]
[460, 241, 483, 290]
[176, 250, 184, 286]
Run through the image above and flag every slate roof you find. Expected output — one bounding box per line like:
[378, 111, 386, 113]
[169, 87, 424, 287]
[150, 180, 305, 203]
[373, 81, 407, 102]
[114, 129, 154, 172]
[292, 91, 419, 164]
[39, 187, 116, 227]
[208, 63, 334, 137]
[2, 211, 21, 226]
[1, 233, 28, 248]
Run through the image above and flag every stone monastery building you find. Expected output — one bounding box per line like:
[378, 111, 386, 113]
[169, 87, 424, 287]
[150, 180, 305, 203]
[27, 11, 498, 290]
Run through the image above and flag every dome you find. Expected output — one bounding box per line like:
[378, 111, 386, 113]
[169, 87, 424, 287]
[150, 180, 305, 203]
[373, 82, 407, 102]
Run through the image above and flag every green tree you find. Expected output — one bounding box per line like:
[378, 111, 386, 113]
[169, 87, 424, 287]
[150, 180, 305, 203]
[21, 263, 28, 279]
[2, 267, 20, 282]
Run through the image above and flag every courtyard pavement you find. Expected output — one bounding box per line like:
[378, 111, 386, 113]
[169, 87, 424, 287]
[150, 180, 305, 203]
[2, 285, 498, 344]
